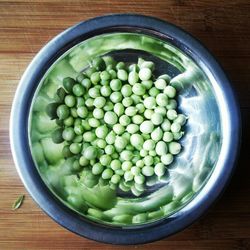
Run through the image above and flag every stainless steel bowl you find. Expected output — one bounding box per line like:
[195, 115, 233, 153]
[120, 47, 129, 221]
[10, 14, 241, 244]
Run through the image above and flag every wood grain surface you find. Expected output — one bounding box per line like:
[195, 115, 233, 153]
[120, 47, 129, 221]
[1, 1, 250, 249]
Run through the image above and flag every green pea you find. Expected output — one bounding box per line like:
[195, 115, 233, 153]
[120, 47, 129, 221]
[121, 84, 132, 97]
[100, 70, 111, 81]
[105, 145, 115, 155]
[144, 155, 154, 166]
[72, 84, 85, 97]
[144, 109, 154, 119]
[142, 166, 154, 177]
[79, 155, 89, 166]
[156, 93, 168, 106]
[132, 83, 146, 96]
[155, 106, 167, 116]
[151, 112, 164, 125]
[155, 78, 167, 90]
[140, 121, 154, 134]
[93, 96, 106, 108]
[119, 115, 131, 126]
[77, 106, 88, 118]
[92, 162, 104, 175]
[70, 107, 78, 118]
[151, 127, 163, 141]
[102, 168, 113, 179]
[136, 103, 145, 114]
[140, 149, 148, 157]
[74, 124, 84, 135]
[161, 154, 174, 165]
[149, 87, 160, 97]
[128, 71, 139, 85]
[81, 120, 91, 130]
[93, 108, 104, 119]
[131, 166, 141, 175]
[110, 159, 121, 171]
[163, 131, 174, 142]
[113, 124, 125, 135]
[139, 68, 152, 81]
[103, 101, 114, 111]
[122, 97, 133, 108]
[83, 146, 97, 160]
[168, 142, 181, 155]
[161, 119, 171, 131]
[126, 124, 139, 134]
[131, 94, 141, 104]
[130, 134, 144, 148]
[120, 151, 133, 161]
[164, 85, 176, 98]
[167, 109, 178, 120]
[106, 131, 116, 145]
[51, 128, 63, 144]
[116, 61, 126, 70]
[57, 104, 70, 120]
[95, 125, 109, 139]
[173, 131, 184, 140]
[108, 69, 117, 79]
[46, 102, 58, 119]
[69, 143, 81, 154]
[76, 97, 85, 107]
[166, 99, 177, 110]
[155, 141, 168, 156]
[104, 111, 118, 125]
[62, 127, 75, 141]
[115, 136, 128, 150]
[111, 174, 121, 184]
[132, 213, 147, 223]
[115, 169, 125, 176]
[144, 96, 156, 109]
[141, 61, 154, 70]
[110, 92, 123, 103]
[89, 87, 100, 98]
[128, 63, 139, 72]
[124, 171, 134, 181]
[114, 103, 125, 116]
[55, 87, 66, 103]
[132, 115, 144, 125]
[85, 98, 94, 108]
[83, 131, 96, 142]
[143, 139, 155, 151]
[125, 106, 137, 116]
[103, 56, 116, 68]
[64, 116, 74, 127]
[81, 78, 92, 89]
[96, 139, 107, 149]
[158, 74, 171, 82]
[117, 69, 128, 81]
[175, 114, 187, 126]
[63, 77, 75, 93]
[100, 85, 111, 97]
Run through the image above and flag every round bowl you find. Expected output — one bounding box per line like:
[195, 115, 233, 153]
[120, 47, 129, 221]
[10, 14, 241, 244]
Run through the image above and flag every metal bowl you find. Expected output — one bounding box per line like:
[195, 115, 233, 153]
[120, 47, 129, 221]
[10, 14, 241, 244]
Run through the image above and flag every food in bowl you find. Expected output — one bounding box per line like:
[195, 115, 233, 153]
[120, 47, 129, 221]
[11, 14, 240, 244]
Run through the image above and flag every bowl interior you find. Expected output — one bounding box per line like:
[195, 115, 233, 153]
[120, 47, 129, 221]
[29, 32, 221, 227]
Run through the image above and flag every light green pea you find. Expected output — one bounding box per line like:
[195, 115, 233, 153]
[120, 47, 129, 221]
[92, 163, 104, 175]
[132, 83, 146, 96]
[105, 145, 115, 155]
[154, 106, 166, 116]
[81, 78, 92, 89]
[62, 127, 75, 141]
[106, 131, 116, 144]
[130, 134, 144, 148]
[167, 109, 178, 120]
[131, 166, 141, 175]
[90, 72, 100, 84]
[115, 136, 128, 150]
[141, 61, 154, 70]
[122, 97, 133, 107]
[128, 71, 139, 85]
[119, 115, 131, 126]
[89, 87, 100, 98]
[123, 132, 131, 141]
[161, 154, 174, 165]
[103, 101, 114, 111]
[74, 124, 84, 135]
[127, 124, 139, 134]
[72, 84, 85, 96]
[83, 131, 96, 142]
[124, 171, 134, 181]
[166, 99, 177, 110]
[64, 95, 76, 108]
[131, 94, 141, 104]
[142, 166, 154, 177]
[164, 85, 176, 98]
[173, 131, 184, 140]
[115, 169, 125, 176]
[154, 78, 167, 90]
[151, 113, 164, 125]
[113, 124, 125, 135]
[141, 80, 153, 90]
[88, 118, 100, 128]
[102, 168, 113, 179]
[64, 116, 74, 127]
[144, 155, 154, 166]
[122, 161, 133, 171]
[104, 111, 118, 125]
[79, 156, 89, 166]
[144, 96, 156, 109]
[128, 63, 139, 72]
[121, 84, 132, 97]
[100, 85, 111, 97]
[155, 141, 168, 156]
[149, 87, 160, 97]
[111, 174, 121, 184]
[175, 114, 187, 126]
[136, 160, 144, 168]
[163, 131, 174, 142]
[83, 146, 97, 160]
[117, 69, 128, 81]
[110, 79, 122, 91]
[69, 143, 81, 154]
[125, 106, 137, 116]
[85, 98, 94, 108]
[149, 150, 156, 156]
[158, 74, 171, 82]
[93, 108, 104, 119]
[151, 127, 163, 141]
[116, 61, 126, 70]
[171, 122, 181, 133]
[110, 92, 122, 103]
[161, 119, 171, 131]
[143, 139, 155, 151]
[156, 93, 168, 106]
[140, 120, 154, 134]
[95, 125, 109, 139]
[134, 175, 145, 184]
[100, 154, 112, 166]
[136, 103, 145, 114]
[132, 155, 140, 164]
[168, 142, 182, 155]
[132, 115, 144, 125]
[114, 103, 125, 116]
[100, 71, 111, 81]
[96, 139, 107, 149]
[140, 149, 148, 157]
[76, 106, 88, 118]
[139, 68, 152, 81]
[144, 109, 154, 119]
[154, 163, 166, 177]
[93, 96, 106, 108]
[108, 69, 117, 79]
[110, 159, 121, 171]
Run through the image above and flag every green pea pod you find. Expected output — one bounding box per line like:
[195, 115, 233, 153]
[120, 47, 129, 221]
[162, 201, 181, 216]
[148, 210, 164, 220]
[113, 214, 132, 224]
[87, 208, 109, 221]
[132, 213, 148, 224]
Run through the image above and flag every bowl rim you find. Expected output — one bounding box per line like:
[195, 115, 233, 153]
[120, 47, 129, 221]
[10, 14, 241, 245]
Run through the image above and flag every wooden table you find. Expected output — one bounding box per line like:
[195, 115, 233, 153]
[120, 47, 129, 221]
[1, 1, 250, 249]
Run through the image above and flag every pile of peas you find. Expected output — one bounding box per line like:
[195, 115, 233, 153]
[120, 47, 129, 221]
[46, 56, 187, 196]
